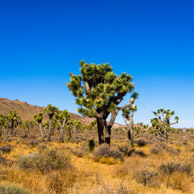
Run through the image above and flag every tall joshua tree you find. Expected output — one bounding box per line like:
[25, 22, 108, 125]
[67, 60, 138, 145]
[44, 104, 58, 141]
[55, 110, 70, 143]
[122, 105, 137, 147]
[34, 112, 45, 140]
[151, 109, 179, 143]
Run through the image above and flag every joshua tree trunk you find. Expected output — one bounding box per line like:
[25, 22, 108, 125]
[48, 119, 52, 141]
[105, 125, 111, 145]
[59, 127, 64, 143]
[105, 110, 119, 145]
[129, 120, 134, 147]
[165, 129, 169, 143]
[97, 118, 105, 144]
[39, 123, 45, 140]
[124, 117, 134, 148]
[68, 129, 72, 139]
[58, 122, 64, 143]
[4, 127, 7, 140]
[92, 127, 95, 139]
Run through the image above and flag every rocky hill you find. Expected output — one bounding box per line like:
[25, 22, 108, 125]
[0, 98, 124, 128]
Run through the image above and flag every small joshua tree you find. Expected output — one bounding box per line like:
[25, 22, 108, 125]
[34, 112, 45, 140]
[88, 139, 95, 152]
[74, 120, 81, 139]
[55, 110, 70, 143]
[44, 104, 58, 141]
[90, 120, 97, 139]
[8, 111, 22, 136]
[0, 114, 9, 139]
[67, 60, 138, 145]
[0, 114, 5, 137]
[66, 119, 74, 141]
[22, 120, 37, 132]
[151, 109, 179, 143]
[122, 105, 137, 147]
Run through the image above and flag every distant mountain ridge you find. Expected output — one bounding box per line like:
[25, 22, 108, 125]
[0, 98, 125, 128]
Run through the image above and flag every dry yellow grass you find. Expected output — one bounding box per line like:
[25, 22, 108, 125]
[0, 132, 194, 194]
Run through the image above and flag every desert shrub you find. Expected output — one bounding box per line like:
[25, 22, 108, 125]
[46, 170, 76, 193]
[115, 183, 133, 194]
[0, 153, 6, 164]
[150, 143, 167, 154]
[165, 146, 180, 155]
[183, 141, 187, 145]
[27, 139, 39, 147]
[150, 146, 161, 154]
[88, 139, 95, 153]
[117, 144, 135, 156]
[0, 145, 12, 153]
[192, 153, 194, 158]
[159, 162, 192, 175]
[17, 148, 71, 173]
[72, 148, 86, 157]
[150, 143, 180, 155]
[117, 144, 130, 155]
[134, 150, 147, 157]
[136, 139, 147, 147]
[0, 183, 29, 194]
[92, 144, 124, 162]
[166, 173, 191, 192]
[133, 168, 159, 187]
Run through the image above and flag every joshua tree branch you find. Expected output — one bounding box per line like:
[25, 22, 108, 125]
[118, 97, 135, 110]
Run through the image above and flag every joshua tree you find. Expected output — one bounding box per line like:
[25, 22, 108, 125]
[22, 120, 37, 132]
[151, 109, 179, 143]
[122, 105, 137, 147]
[67, 60, 138, 145]
[0, 114, 5, 137]
[88, 120, 97, 139]
[74, 120, 81, 139]
[66, 119, 74, 141]
[55, 110, 70, 143]
[8, 111, 22, 136]
[44, 104, 58, 141]
[34, 112, 45, 140]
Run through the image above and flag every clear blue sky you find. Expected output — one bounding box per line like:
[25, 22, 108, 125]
[0, 0, 194, 128]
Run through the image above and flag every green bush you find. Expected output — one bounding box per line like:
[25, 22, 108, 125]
[17, 148, 71, 173]
[0, 183, 29, 194]
[88, 139, 95, 153]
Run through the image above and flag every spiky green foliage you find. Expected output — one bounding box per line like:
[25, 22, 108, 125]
[34, 112, 43, 124]
[122, 105, 137, 119]
[44, 104, 59, 141]
[67, 60, 138, 144]
[55, 110, 70, 124]
[44, 104, 58, 119]
[55, 110, 71, 142]
[7, 111, 22, 135]
[67, 61, 137, 117]
[22, 120, 37, 131]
